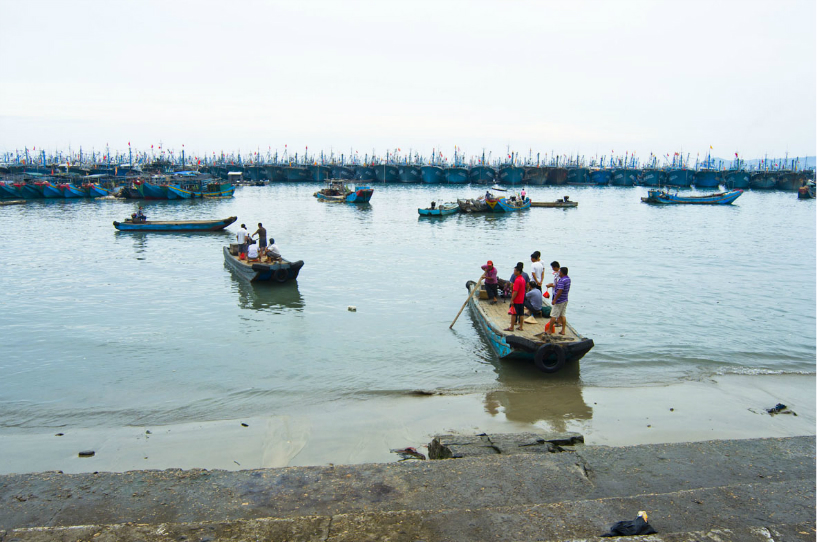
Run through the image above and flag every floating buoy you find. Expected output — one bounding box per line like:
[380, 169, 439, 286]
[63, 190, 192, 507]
[348, 306, 357, 312]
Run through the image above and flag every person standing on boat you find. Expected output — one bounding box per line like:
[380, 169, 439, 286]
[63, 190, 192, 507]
[530, 251, 545, 291]
[253, 223, 267, 251]
[547, 267, 570, 335]
[236, 224, 249, 259]
[520, 188, 527, 201]
[480, 260, 499, 304]
[545, 261, 560, 300]
[505, 263, 527, 332]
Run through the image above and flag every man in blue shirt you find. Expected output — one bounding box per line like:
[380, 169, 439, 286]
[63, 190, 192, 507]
[524, 282, 543, 317]
[547, 267, 570, 335]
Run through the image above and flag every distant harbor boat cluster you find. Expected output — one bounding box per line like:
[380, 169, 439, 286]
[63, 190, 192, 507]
[1, 147, 814, 199]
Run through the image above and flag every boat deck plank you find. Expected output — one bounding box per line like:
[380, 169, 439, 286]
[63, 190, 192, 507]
[474, 295, 579, 343]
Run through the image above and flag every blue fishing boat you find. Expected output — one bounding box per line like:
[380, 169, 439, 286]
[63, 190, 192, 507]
[223, 245, 304, 283]
[283, 165, 311, 182]
[469, 165, 496, 185]
[565, 167, 592, 185]
[354, 165, 377, 182]
[140, 181, 168, 199]
[640, 169, 666, 187]
[398, 165, 421, 183]
[666, 169, 693, 187]
[588, 169, 612, 185]
[750, 171, 776, 189]
[693, 170, 721, 188]
[87, 183, 113, 197]
[488, 196, 531, 212]
[0, 181, 22, 198]
[309, 165, 332, 182]
[641, 188, 743, 205]
[114, 216, 237, 231]
[611, 169, 639, 186]
[464, 280, 594, 373]
[19, 183, 42, 198]
[200, 182, 235, 198]
[722, 170, 750, 190]
[313, 181, 374, 203]
[445, 166, 469, 184]
[331, 164, 355, 180]
[37, 180, 63, 198]
[374, 164, 399, 183]
[498, 165, 525, 185]
[420, 165, 444, 184]
[59, 183, 87, 198]
[418, 202, 459, 216]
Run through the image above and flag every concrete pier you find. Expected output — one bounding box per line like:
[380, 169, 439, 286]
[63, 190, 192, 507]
[1, 435, 814, 541]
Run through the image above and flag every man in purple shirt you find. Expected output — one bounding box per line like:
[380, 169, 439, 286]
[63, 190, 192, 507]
[547, 267, 570, 335]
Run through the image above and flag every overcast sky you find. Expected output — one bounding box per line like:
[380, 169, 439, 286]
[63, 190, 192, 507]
[0, 0, 814, 160]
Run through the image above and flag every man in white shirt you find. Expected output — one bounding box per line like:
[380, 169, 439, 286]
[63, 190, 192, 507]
[545, 261, 561, 299]
[265, 238, 282, 260]
[530, 251, 545, 290]
[247, 243, 259, 261]
[236, 224, 249, 257]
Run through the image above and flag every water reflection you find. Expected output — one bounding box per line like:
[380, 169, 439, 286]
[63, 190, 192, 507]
[233, 276, 305, 313]
[466, 314, 593, 431]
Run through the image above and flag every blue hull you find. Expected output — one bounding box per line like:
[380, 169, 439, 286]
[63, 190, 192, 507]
[589, 169, 612, 185]
[41, 183, 63, 198]
[446, 167, 469, 184]
[469, 166, 496, 185]
[354, 165, 377, 181]
[266, 165, 287, 183]
[418, 204, 458, 216]
[666, 169, 693, 187]
[398, 165, 421, 183]
[642, 189, 743, 205]
[284, 167, 311, 182]
[722, 171, 750, 189]
[331, 165, 355, 180]
[347, 187, 373, 202]
[611, 169, 639, 186]
[493, 197, 531, 212]
[566, 168, 591, 185]
[88, 185, 112, 197]
[374, 165, 399, 183]
[0, 182, 21, 198]
[20, 184, 43, 198]
[498, 166, 525, 185]
[641, 170, 666, 186]
[694, 170, 721, 188]
[420, 165, 444, 184]
[141, 182, 168, 199]
[309, 165, 332, 182]
[60, 184, 86, 198]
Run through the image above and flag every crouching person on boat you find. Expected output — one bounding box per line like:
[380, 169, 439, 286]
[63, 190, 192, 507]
[131, 206, 146, 223]
[547, 267, 570, 335]
[247, 242, 260, 262]
[524, 282, 543, 317]
[264, 238, 282, 261]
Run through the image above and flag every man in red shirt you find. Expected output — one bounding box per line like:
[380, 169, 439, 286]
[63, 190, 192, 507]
[505, 262, 527, 332]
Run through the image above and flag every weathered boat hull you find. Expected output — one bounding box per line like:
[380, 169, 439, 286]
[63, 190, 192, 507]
[331, 165, 355, 180]
[141, 182, 168, 200]
[465, 281, 594, 371]
[750, 172, 777, 190]
[420, 165, 444, 184]
[588, 169, 612, 185]
[640, 169, 666, 187]
[446, 167, 469, 184]
[223, 246, 304, 283]
[310, 165, 332, 182]
[418, 204, 458, 216]
[398, 165, 421, 183]
[457, 197, 488, 213]
[523, 167, 548, 186]
[722, 171, 751, 189]
[498, 166, 525, 185]
[283, 166, 312, 182]
[666, 169, 693, 187]
[546, 167, 568, 185]
[775, 172, 805, 191]
[374, 165, 399, 183]
[354, 165, 376, 182]
[469, 166, 496, 185]
[611, 169, 639, 186]
[114, 216, 237, 231]
[693, 170, 721, 189]
[59, 183, 87, 198]
[565, 167, 592, 185]
[641, 189, 743, 205]
[87, 184, 113, 197]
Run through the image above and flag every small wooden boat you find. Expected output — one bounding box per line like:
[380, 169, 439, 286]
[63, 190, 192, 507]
[641, 188, 743, 205]
[223, 246, 304, 283]
[465, 280, 594, 373]
[489, 196, 531, 212]
[314, 181, 374, 203]
[0, 199, 27, 206]
[113, 216, 237, 231]
[457, 197, 489, 213]
[531, 198, 578, 208]
[418, 202, 459, 216]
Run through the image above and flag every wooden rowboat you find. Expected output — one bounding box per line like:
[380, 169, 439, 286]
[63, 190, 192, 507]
[530, 200, 578, 208]
[113, 216, 237, 231]
[418, 202, 459, 216]
[223, 246, 304, 283]
[465, 280, 594, 373]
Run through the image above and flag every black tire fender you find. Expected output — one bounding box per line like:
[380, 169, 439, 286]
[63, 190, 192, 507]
[274, 268, 289, 283]
[534, 343, 566, 373]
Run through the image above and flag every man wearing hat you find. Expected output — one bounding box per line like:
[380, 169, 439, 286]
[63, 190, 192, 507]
[480, 260, 499, 304]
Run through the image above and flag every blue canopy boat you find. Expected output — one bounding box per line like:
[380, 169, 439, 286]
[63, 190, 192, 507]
[464, 280, 594, 373]
[223, 246, 304, 283]
[641, 188, 743, 205]
[418, 202, 459, 216]
[314, 181, 374, 203]
[113, 216, 237, 231]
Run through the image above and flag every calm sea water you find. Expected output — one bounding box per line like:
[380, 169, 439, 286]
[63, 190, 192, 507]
[0, 184, 814, 432]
